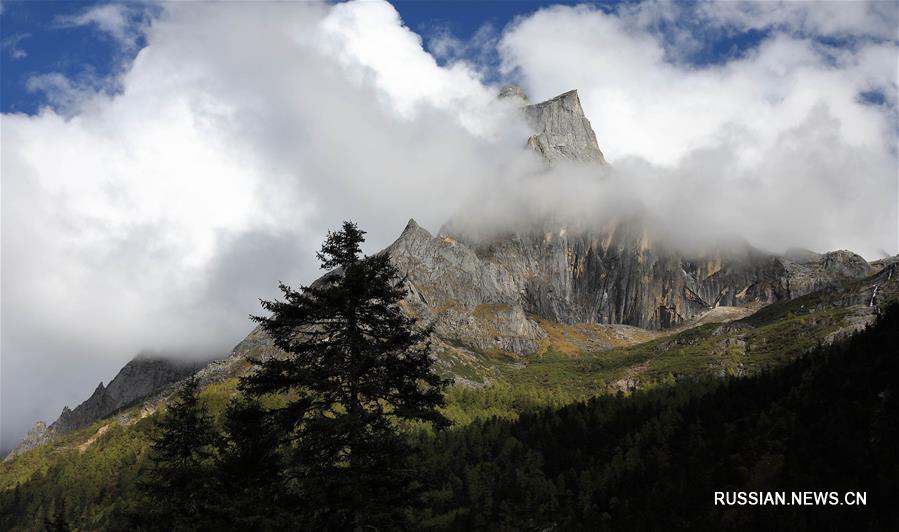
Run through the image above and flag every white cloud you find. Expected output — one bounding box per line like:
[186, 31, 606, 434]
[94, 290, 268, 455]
[24, 73, 103, 114]
[56, 3, 149, 49]
[427, 22, 500, 77]
[317, 0, 502, 136]
[0, 32, 29, 60]
[498, 3, 896, 255]
[501, 5, 895, 164]
[1, 0, 532, 450]
[2, 0, 896, 452]
[699, 0, 899, 41]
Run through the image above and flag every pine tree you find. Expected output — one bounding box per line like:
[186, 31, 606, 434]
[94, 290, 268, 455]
[241, 221, 449, 529]
[210, 397, 290, 530]
[142, 375, 215, 531]
[43, 498, 70, 532]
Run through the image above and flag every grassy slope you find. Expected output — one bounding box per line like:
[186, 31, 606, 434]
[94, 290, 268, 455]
[503, 304, 858, 397]
[502, 262, 895, 396]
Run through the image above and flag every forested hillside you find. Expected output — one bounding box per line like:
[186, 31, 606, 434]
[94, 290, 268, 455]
[413, 305, 899, 530]
[2, 305, 896, 530]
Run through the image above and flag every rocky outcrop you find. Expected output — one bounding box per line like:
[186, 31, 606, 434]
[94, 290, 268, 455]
[696, 249, 873, 308]
[3, 422, 51, 462]
[385, 214, 874, 352]
[374, 89, 873, 347]
[498, 85, 529, 103]
[230, 212, 872, 360]
[53, 354, 206, 434]
[53, 382, 120, 434]
[5, 354, 207, 460]
[388, 219, 547, 354]
[522, 89, 607, 164]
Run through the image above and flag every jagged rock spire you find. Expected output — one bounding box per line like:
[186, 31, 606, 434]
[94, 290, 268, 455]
[403, 218, 420, 232]
[496, 86, 606, 164]
[523, 89, 607, 164]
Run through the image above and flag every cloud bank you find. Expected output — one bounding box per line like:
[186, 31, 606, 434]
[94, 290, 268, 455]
[1, 0, 531, 450]
[498, 3, 897, 254]
[1, 0, 896, 450]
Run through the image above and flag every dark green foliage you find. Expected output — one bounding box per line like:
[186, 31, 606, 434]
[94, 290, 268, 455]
[139, 375, 216, 531]
[0, 415, 155, 531]
[239, 221, 450, 529]
[43, 498, 70, 531]
[414, 305, 899, 530]
[207, 397, 291, 530]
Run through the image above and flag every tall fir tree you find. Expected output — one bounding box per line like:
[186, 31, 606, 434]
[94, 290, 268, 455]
[141, 375, 216, 531]
[241, 221, 449, 529]
[43, 498, 70, 532]
[209, 397, 291, 531]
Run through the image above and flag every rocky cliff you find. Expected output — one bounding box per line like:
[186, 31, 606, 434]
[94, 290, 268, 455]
[5, 354, 206, 461]
[53, 354, 205, 434]
[385, 216, 873, 355]
[380, 88, 872, 352]
[522, 89, 607, 164]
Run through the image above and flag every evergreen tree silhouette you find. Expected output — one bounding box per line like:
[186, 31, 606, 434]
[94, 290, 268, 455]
[209, 397, 290, 530]
[143, 375, 215, 531]
[242, 221, 449, 529]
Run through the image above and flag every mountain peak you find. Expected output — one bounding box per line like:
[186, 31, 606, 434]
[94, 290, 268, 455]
[544, 89, 579, 102]
[399, 217, 433, 238]
[2, 421, 51, 463]
[404, 218, 420, 232]
[393, 218, 432, 248]
[51, 355, 201, 438]
[524, 89, 607, 165]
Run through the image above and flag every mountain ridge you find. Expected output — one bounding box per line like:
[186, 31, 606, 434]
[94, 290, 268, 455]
[5, 87, 888, 460]
[5, 354, 209, 462]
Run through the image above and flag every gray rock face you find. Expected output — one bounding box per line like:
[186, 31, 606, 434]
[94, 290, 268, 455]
[6, 354, 206, 460]
[385, 214, 874, 352]
[498, 85, 529, 103]
[53, 382, 119, 434]
[52, 354, 205, 434]
[692, 249, 872, 307]
[388, 219, 547, 354]
[3, 422, 51, 462]
[372, 89, 871, 349]
[523, 89, 607, 164]
[236, 211, 870, 360]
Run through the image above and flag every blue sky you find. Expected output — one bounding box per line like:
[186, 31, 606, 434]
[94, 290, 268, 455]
[1, 1, 592, 113]
[5, 0, 888, 116]
[0, 0, 147, 113]
[2, 0, 784, 114]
